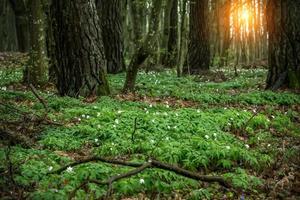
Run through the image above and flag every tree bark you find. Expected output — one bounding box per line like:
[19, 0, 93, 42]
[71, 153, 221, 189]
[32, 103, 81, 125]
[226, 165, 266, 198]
[97, 0, 125, 74]
[50, 0, 110, 97]
[266, 0, 300, 90]
[23, 0, 48, 86]
[184, 0, 210, 74]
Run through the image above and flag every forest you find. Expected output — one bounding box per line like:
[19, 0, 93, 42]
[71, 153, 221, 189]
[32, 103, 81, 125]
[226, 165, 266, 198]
[0, 0, 300, 199]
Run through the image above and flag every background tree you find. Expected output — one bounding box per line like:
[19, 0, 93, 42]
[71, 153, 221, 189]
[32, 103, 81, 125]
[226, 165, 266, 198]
[97, 0, 125, 74]
[123, 0, 163, 93]
[266, 0, 300, 90]
[184, 0, 210, 74]
[50, 0, 110, 97]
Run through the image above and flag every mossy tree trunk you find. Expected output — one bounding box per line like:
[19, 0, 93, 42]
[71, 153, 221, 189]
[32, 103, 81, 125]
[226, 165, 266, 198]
[50, 0, 110, 97]
[23, 0, 48, 86]
[122, 0, 163, 93]
[183, 0, 210, 74]
[97, 0, 125, 74]
[266, 0, 300, 90]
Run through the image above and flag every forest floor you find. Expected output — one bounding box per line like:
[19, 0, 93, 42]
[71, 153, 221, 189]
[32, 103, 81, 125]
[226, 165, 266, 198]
[0, 53, 300, 199]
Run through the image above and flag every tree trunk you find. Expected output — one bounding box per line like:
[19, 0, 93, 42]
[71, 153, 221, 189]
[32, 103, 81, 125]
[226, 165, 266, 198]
[161, 0, 178, 68]
[97, 0, 125, 74]
[23, 0, 48, 86]
[266, 0, 300, 90]
[50, 0, 110, 97]
[122, 0, 163, 93]
[184, 0, 210, 74]
[0, 0, 18, 52]
[12, 0, 30, 52]
[220, 0, 231, 67]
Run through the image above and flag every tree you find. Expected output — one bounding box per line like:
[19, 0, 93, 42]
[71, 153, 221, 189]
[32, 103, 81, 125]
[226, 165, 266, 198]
[11, 0, 30, 52]
[184, 0, 210, 74]
[122, 0, 163, 93]
[50, 0, 110, 97]
[161, 0, 178, 67]
[97, 0, 125, 74]
[23, 0, 48, 86]
[266, 0, 300, 90]
[0, 0, 18, 51]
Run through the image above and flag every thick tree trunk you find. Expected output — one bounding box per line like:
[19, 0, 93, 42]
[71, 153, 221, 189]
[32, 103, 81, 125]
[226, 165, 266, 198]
[50, 0, 110, 97]
[184, 0, 210, 74]
[266, 0, 300, 90]
[122, 0, 163, 93]
[97, 0, 125, 74]
[23, 0, 48, 86]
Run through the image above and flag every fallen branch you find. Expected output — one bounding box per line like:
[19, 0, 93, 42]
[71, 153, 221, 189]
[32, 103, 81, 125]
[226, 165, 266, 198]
[49, 156, 231, 199]
[29, 84, 48, 112]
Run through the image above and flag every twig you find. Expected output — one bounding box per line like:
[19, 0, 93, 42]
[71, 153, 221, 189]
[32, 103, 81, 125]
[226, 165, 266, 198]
[29, 84, 48, 112]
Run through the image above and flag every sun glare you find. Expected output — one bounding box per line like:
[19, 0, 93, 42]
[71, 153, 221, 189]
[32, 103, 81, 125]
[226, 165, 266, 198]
[241, 9, 250, 22]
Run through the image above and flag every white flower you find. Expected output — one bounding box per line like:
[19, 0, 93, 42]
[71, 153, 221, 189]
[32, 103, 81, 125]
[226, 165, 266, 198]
[226, 146, 231, 150]
[165, 137, 170, 141]
[150, 139, 155, 144]
[197, 109, 200, 113]
[95, 138, 98, 142]
[113, 125, 116, 128]
[267, 144, 271, 147]
[257, 137, 260, 140]
[230, 118, 233, 121]
[78, 118, 81, 121]
[213, 133, 217, 137]
[139, 178, 145, 184]
[115, 119, 119, 124]
[110, 147, 113, 151]
[48, 166, 53, 171]
[163, 112, 168, 116]
[224, 107, 227, 110]
[82, 114, 86, 118]
[97, 112, 101, 117]
[237, 113, 240, 116]
[117, 110, 123, 114]
[205, 135, 209, 139]
[66, 166, 73, 173]
[149, 104, 153, 108]
[151, 119, 155, 123]
[245, 144, 250, 149]
[112, 143, 115, 146]
[271, 115, 275, 119]
[227, 123, 231, 126]
[252, 109, 257, 113]
[97, 124, 101, 128]
[243, 109, 247, 112]
[166, 105, 170, 108]
[175, 113, 179, 117]
[146, 111, 149, 114]
[173, 126, 177, 129]
[93, 106, 98, 109]
[167, 126, 170, 129]
[86, 115, 90, 119]
[1, 86, 7, 91]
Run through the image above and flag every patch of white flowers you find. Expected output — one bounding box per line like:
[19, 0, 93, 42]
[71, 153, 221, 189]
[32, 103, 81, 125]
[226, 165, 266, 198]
[139, 179, 145, 184]
[66, 166, 73, 173]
